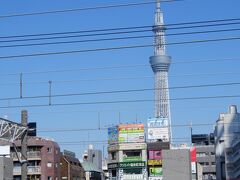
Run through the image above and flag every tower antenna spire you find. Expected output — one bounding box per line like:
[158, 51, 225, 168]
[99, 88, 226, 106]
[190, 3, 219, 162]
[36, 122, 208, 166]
[154, 0, 166, 56]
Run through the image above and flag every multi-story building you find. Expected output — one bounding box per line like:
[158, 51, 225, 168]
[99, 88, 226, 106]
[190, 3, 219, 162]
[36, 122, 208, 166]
[0, 136, 61, 180]
[61, 150, 85, 180]
[215, 105, 240, 180]
[82, 145, 104, 180]
[107, 124, 147, 180]
[83, 145, 102, 171]
[147, 141, 170, 180]
[192, 134, 216, 180]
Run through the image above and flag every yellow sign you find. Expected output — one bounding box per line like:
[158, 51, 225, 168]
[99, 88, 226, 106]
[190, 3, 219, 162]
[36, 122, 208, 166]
[148, 160, 162, 166]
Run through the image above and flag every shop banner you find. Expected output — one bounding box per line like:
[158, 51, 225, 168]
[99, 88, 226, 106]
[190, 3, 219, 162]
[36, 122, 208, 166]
[119, 161, 145, 169]
[149, 167, 163, 176]
[148, 160, 162, 166]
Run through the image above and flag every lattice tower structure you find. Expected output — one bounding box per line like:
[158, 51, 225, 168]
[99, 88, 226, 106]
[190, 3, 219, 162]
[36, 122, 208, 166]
[149, 0, 172, 141]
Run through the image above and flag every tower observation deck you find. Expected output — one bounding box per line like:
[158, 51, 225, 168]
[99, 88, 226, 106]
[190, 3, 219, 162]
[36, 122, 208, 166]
[149, 0, 172, 142]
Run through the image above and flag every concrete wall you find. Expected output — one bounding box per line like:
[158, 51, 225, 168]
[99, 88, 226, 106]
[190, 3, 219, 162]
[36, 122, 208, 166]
[0, 157, 13, 180]
[162, 149, 192, 180]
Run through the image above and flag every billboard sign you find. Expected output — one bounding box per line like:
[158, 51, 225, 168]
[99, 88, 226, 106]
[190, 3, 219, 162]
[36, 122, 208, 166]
[123, 156, 142, 162]
[119, 143, 146, 150]
[108, 163, 118, 169]
[149, 150, 162, 160]
[149, 167, 163, 176]
[118, 124, 145, 143]
[148, 128, 169, 141]
[148, 118, 169, 141]
[148, 160, 162, 166]
[119, 161, 145, 169]
[108, 126, 118, 144]
[148, 117, 169, 128]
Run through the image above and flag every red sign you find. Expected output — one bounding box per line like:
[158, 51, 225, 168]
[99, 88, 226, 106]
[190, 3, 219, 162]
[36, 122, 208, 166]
[190, 147, 196, 162]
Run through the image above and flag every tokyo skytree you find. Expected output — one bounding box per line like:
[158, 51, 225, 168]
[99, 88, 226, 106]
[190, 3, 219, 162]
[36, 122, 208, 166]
[149, 0, 172, 141]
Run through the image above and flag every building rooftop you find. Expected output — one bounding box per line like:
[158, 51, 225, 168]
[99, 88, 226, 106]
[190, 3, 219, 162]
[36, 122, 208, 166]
[81, 161, 102, 173]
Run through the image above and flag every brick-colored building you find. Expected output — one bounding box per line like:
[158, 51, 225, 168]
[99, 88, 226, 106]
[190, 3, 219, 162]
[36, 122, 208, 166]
[60, 150, 85, 180]
[0, 136, 61, 180]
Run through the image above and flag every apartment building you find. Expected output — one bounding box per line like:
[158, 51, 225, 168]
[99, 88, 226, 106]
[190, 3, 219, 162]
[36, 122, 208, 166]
[192, 134, 216, 180]
[0, 136, 61, 180]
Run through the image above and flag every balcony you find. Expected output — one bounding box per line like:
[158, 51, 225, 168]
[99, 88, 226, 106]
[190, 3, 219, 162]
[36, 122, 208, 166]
[13, 166, 41, 176]
[11, 151, 41, 161]
[28, 166, 41, 175]
[27, 151, 41, 160]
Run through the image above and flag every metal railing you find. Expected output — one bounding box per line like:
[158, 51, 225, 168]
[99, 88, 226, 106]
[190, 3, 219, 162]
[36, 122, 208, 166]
[11, 151, 41, 160]
[13, 166, 41, 175]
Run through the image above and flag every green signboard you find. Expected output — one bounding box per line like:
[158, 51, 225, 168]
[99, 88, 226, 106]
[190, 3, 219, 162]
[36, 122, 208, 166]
[123, 156, 142, 162]
[119, 161, 145, 169]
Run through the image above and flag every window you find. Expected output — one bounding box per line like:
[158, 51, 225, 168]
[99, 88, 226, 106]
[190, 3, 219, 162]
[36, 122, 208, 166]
[111, 152, 116, 160]
[123, 150, 142, 161]
[211, 152, 215, 155]
[196, 152, 206, 157]
[47, 147, 52, 153]
[55, 163, 58, 168]
[47, 162, 52, 167]
[112, 170, 116, 177]
[48, 177, 52, 180]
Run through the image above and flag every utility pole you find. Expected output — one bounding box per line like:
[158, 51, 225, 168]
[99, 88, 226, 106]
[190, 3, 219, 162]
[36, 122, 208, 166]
[21, 110, 28, 180]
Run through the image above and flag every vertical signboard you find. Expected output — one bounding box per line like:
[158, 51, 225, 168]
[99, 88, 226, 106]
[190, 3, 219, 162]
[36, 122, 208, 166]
[190, 147, 197, 174]
[148, 117, 169, 142]
[108, 126, 118, 144]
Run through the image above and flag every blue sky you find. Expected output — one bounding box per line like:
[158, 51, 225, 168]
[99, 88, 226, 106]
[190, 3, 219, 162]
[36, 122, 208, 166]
[0, 0, 240, 158]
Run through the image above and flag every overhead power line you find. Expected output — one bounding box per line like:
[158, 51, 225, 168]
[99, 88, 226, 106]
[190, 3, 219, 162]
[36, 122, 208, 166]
[1, 21, 240, 44]
[1, 71, 240, 86]
[0, 94, 240, 109]
[37, 122, 240, 133]
[0, 0, 182, 19]
[1, 27, 240, 49]
[0, 36, 240, 60]
[0, 57, 239, 77]
[1, 17, 240, 40]
[1, 81, 240, 101]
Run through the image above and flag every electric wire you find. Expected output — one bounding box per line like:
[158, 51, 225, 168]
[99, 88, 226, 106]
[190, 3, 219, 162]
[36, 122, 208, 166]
[1, 17, 240, 40]
[0, 0, 182, 19]
[0, 82, 240, 101]
[1, 71, 240, 86]
[0, 36, 240, 60]
[1, 21, 240, 44]
[1, 27, 240, 49]
[0, 57, 239, 77]
[0, 94, 240, 109]
[38, 122, 240, 133]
